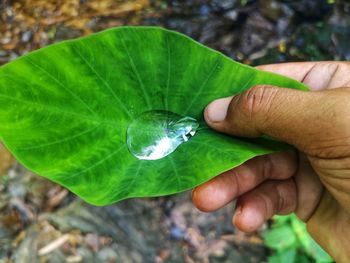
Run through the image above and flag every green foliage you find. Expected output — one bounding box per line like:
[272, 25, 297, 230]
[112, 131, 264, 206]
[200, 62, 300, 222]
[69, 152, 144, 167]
[0, 27, 308, 205]
[240, 0, 249, 6]
[263, 214, 334, 263]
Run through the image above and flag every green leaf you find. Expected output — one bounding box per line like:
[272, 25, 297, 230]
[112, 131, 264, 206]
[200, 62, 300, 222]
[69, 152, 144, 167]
[294, 254, 313, 263]
[268, 248, 297, 263]
[271, 214, 293, 227]
[0, 27, 308, 205]
[291, 215, 333, 262]
[263, 225, 298, 252]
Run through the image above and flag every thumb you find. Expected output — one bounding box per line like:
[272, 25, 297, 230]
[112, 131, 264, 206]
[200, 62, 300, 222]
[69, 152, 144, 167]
[204, 85, 349, 153]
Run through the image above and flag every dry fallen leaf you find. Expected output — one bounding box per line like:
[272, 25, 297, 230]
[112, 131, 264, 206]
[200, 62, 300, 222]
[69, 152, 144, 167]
[0, 142, 15, 176]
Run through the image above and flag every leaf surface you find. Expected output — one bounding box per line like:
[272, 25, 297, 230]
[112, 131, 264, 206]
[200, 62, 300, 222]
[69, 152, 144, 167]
[0, 27, 308, 205]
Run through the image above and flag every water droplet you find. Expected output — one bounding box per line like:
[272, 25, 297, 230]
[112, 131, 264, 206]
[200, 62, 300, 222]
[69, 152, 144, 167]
[127, 110, 199, 160]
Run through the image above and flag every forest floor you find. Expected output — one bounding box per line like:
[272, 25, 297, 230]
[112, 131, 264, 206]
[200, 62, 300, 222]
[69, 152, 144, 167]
[0, 0, 348, 262]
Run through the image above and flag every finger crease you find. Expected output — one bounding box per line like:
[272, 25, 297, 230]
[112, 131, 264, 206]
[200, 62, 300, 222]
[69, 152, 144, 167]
[256, 192, 271, 219]
[301, 63, 317, 83]
[231, 171, 240, 196]
[325, 63, 340, 88]
[275, 184, 285, 213]
[262, 155, 274, 180]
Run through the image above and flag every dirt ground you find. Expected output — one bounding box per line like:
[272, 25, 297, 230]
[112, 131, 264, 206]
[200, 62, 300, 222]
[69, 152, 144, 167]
[0, 0, 348, 262]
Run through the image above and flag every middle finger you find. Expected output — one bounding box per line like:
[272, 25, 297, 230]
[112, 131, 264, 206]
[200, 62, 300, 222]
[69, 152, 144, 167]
[192, 150, 297, 212]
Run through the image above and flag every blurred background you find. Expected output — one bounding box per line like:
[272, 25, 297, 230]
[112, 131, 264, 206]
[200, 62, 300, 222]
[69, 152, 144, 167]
[0, 0, 349, 262]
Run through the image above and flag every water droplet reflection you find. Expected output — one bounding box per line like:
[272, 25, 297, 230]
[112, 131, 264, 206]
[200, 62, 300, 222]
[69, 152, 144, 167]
[126, 110, 199, 160]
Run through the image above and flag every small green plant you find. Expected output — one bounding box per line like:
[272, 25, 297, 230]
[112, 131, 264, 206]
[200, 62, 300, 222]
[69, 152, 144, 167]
[240, 0, 250, 6]
[263, 214, 333, 263]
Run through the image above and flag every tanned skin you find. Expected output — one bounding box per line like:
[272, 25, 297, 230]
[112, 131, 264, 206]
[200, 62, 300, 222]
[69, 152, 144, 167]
[192, 62, 350, 262]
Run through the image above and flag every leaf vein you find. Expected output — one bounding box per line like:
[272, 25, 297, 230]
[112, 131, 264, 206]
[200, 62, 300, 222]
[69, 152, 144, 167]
[16, 125, 100, 151]
[71, 47, 133, 119]
[66, 145, 126, 179]
[190, 140, 239, 156]
[119, 34, 152, 109]
[240, 73, 256, 91]
[165, 34, 171, 111]
[123, 161, 143, 193]
[183, 59, 220, 115]
[26, 59, 97, 116]
[168, 156, 181, 189]
[0, 94, 120, 128]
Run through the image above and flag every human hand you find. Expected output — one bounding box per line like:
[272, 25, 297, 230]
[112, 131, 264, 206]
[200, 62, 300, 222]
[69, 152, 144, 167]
[192, 62, 350, 262]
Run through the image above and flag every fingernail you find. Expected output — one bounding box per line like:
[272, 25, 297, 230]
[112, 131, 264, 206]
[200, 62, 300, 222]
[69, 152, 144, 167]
[206, 97, 232, 122]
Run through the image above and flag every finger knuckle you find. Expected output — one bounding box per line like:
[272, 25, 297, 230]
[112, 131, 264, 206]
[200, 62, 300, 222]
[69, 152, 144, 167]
[238, 85, 279, 121]
[275, 181, 296, 214]
[262, 154, 274, 180]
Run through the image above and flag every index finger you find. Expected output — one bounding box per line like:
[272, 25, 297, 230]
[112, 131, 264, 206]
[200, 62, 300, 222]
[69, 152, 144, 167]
[257, 61, 350, 90]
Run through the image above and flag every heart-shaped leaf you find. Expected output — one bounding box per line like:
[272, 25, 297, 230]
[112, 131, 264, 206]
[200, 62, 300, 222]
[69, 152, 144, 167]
[0, 27, 307, 205]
